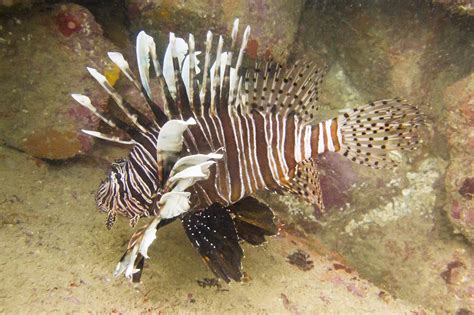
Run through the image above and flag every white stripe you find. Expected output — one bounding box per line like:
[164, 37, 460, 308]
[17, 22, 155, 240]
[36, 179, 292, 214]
[208, 116, 230, 203]
[240, 113, 259, 190]
[229, 110, 247, 201]
[325, 119, 335, 152]
[279, 114, 289, 176]
[295, 117, 302, 162]
[304, 125, 312, 159]
[212, 115, 232, 203]
[265, 113, 280, 182]
[274, 113, 287, 176]
[318, 122, 325, 153]
[196, 117, 215, 150]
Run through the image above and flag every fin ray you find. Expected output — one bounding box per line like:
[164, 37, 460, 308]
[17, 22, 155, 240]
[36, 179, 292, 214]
[241, 60, 327, 123]
[229, 196, 278, 245]
[337, 98, 425, 169]
[182, 205, 243, 282]
[288, 159, 325, 214]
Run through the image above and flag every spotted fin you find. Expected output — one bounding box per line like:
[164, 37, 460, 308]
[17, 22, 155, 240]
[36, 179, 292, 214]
[229, 196, 278, 246]
[240, 60, 327, 123]
[288, 159, 324, 214]
[182, 205, 243, 282]
[337, 98, 425, 169]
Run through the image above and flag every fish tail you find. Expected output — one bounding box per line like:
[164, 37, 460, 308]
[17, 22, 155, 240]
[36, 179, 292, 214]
[328, 98, 425, 168]
[312, 98, 425, 169]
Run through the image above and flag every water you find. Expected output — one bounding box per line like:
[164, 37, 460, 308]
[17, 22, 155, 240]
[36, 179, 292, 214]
[0, 0, 473, 313]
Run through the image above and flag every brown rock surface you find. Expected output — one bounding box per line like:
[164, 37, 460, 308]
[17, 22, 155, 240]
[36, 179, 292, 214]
[0, 3, 118, 159]
[125, 0, 304, 63]
[444, 73, 474, 244]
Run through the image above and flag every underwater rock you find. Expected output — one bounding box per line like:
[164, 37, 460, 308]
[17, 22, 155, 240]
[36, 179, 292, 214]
[433, 0, 474, 16]
[0, 0, 34, 9]
[444, 73, 474, 244]
[319, 157, 474, 312]
[0, 3, 118, 159]
[125, 0, 304, 63]
[333, 6, 433, 101]
[298, 3, 432, 101]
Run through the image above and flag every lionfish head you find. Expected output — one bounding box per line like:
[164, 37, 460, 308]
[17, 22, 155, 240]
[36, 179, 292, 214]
[93, 119, 223, 230]
[95, 156, 160, 229]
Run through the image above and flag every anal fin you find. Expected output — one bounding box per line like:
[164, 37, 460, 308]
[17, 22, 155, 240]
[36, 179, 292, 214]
[288, 159, 325, 214]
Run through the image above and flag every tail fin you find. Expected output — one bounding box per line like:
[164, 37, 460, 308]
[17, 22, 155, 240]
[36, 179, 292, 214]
[337, 98, 425, 169]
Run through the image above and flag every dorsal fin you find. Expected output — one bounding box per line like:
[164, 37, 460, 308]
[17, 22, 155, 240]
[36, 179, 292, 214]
[200, 31, 213, 115]
[162, 33, 189, 118]
[219, 19, 239, 112]
[198, 20, 250, 115]
[71, 93, 141, 143]
[146, 20, 251, 119]
[108, 51, 167, 126]
[210, 35, 224, 114]
[185, 33, 201, 114]
[241, 60, 327, 124]
[136, 31, 174, 124]
[288, 159, 325, 214]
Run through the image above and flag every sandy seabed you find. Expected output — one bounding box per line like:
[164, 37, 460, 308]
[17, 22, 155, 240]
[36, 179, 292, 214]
[0, 144, 425, 314]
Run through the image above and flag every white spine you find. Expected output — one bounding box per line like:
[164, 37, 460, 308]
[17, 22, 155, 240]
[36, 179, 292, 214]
[318, 122, 325, 154]
[325, 119, 335, 152]
[304, 125, 312, 159]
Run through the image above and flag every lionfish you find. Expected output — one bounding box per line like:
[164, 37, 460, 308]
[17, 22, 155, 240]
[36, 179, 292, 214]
[72, 19, 424, 283]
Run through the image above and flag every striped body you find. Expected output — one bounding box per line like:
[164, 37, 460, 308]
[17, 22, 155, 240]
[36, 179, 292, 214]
[96, 110, 341, 220]
[184, 110, 341, 208]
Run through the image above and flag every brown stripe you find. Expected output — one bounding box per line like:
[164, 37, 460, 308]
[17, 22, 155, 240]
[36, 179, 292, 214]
[252, 110, 280, 190]
[311, 125, 320, 158]
[331, 118, 340, 152]
[203, 114, 229, 203]
[172, 56, 192, 118]
[270, 113, 285, 184]
[246, 112, 266, 191]
[284, 114, 297, 171]
[232, 110, 251, 198]
[186, 118, 226, 205]
[192, 117, 213, 151]
[183, 126, 201, 154]
[219, 112, 242, 202]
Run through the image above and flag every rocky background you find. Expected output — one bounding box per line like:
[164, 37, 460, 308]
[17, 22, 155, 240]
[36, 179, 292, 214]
[0, 0, 473, 313]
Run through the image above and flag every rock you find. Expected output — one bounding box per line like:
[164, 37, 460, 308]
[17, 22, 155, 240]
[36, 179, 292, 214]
[319, 157, 474, 312]
[433, 0, 474, 16]
[298, 3, 434, 102]
[444, 73, 474, 244]
[0, 0, 34, 9]
[125, 0, 304, 63]
[297, 2, 473, 130]
[0, 3, 118, 159]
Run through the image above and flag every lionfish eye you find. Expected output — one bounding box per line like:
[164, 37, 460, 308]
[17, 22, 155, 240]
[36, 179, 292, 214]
[113, 172, 122, 180]
[112, 159, 126, 167]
